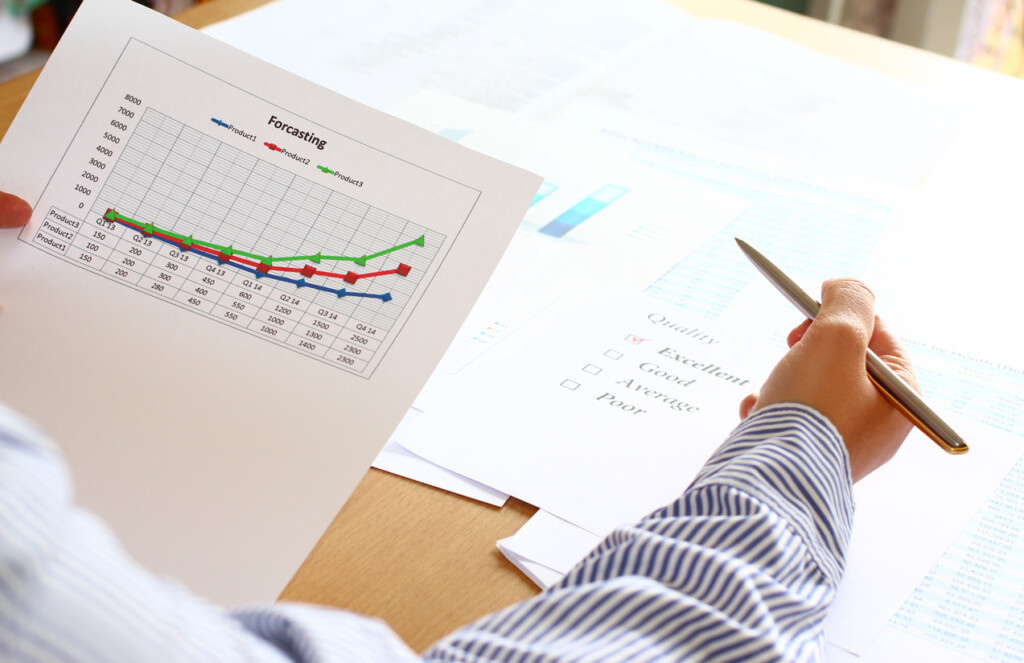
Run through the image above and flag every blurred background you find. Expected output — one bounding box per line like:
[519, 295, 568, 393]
[1, 0, 1023, 82]
[0, 0, 199, 81]
[789, 0, 1024, 77]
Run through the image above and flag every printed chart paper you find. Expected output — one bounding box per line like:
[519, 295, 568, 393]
[398, 292, 780, 535]
[0, 0, 539, 605]
[202, 0, 689, 117]
[371, 93, 747, 501]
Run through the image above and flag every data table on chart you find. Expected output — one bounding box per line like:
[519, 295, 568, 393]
[20, 38, 476, 378]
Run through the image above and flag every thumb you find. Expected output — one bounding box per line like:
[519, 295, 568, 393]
[0, 192, 31, 228]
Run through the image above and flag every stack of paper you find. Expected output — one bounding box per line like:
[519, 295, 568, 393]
[199, 0, 1024, 658]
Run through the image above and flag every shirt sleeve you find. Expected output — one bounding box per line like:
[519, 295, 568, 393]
[0, 403, 418, 663]
[423, 402, 855, 663]
[0, 400, 853, 663]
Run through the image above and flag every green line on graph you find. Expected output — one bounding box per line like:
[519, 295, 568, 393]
[104, 209, 422, 267]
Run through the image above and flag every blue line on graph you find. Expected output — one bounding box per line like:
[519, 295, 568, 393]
[539, 184, 627, 238]
[136, 226, 392, 301]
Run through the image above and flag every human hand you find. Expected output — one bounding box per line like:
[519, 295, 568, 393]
[739, 278, 916, 483]
[0, 192, 31, 228]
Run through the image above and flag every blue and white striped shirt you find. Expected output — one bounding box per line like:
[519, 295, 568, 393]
[0, 402, 853, 662]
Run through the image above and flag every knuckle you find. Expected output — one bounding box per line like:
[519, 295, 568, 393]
[823, 278, 875, 305]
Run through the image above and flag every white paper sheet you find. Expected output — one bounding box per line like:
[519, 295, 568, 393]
[202, 1, 969, 188]
[839, 451, 1024, 661]
[549, 102, 911, 329]
[827, 422, 1019, 652]
[201, 2, 1024, 654]
[0, 0, 539, 605]
[794, 88, 1024, 660]
[398, 292, 780, 535]
[563, 18, 972, 188]
[391, 93, 750, 379]
[835, 409, 1024, 662]
[494, 544, 566, 590]
[402, 279, 1020, 654]
[490, 391, 1020, 656]
[496, 509, 600, 587]
[202, 0, 688, 117]
[858, 100, 1024, 434]
[375, 410, 508, 506]
[368, 94, 746, 499]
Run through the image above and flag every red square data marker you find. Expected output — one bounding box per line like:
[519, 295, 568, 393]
[344, 271, 359, 284]
[396, 263, 411, 277]
[301, 264, 316, 278]
[257, 262, 271, 274]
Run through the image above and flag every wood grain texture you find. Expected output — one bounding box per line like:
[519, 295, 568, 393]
[0, 71, 37, 139]
[173, 0, 277, 28]
[281, 470, 538, 652]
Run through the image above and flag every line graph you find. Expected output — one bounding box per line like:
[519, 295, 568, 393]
[32, 107, 446, 375]
[104, 209, 418, 300]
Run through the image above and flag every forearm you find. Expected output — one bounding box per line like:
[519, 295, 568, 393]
[426, 403, 854, 662]
[0, 400, 855, 662]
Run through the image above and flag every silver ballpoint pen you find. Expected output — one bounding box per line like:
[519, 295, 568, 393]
[735, 238, 968, 455]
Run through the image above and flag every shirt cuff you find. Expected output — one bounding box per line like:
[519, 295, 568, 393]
[689, 402, 855, 585]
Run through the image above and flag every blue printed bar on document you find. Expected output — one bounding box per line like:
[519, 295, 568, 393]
[539, 184, 627, 237]
[531, 180, 558, 206]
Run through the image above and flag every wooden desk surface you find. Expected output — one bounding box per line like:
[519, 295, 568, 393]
[2, 0, 1021, 653]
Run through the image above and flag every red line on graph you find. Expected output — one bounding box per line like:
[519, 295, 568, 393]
[114, 216, 411, 282]
[341, 264, 412, 282]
